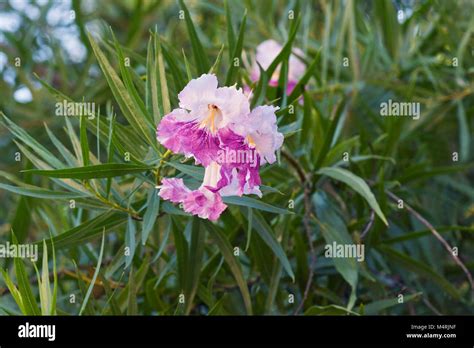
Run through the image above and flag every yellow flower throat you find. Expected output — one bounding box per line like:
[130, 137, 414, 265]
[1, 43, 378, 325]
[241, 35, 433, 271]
[200, 104, 220, 134]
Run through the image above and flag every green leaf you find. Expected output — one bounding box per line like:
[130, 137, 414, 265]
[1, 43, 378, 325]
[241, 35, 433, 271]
[44, 123, 78, 166]
[166, 161, 204, 180]
[25, 163, 152, 179]
[362, 292, 422, 315]
[209, 44, 224, 74]
[161, 44, 186, 91]
[251, 16, 301, 107]
[0, 268, 26, 314]
[141, 187, 160, 245]
[204, 221, 253, 314]
[151, 32, 171, 119]
[314, 192, 358, 309]
[378, 246, 460, 299]
[184, 218, 206, 314]
[12, 234, 41, 315]
[241, 209, 294, 281]
[37, 240, 53, 315]
[399, 164, 474, 184]
[79, 231, 105, 315]
[125, 217, 136, 269]
[1, 113, 64, 169]
[287, 50, 321, 104]
[313, 99, 347, 171]
[172, 218, 189, 292]
[305, 304, 360, 316]
[225, 0, 235, 61]
[178, 0, 210, 74]
[223, 196, 292, 215]
[317, 167, 388, 225]
[87, 32, 157, 150]
[151, 217, 172, 263]
[39, 211, 127, 250]
[110, 29, 152, 126]
[126, 266, 138, 315]
[374, 0, 400, 60]
[80, 115, 90, 166]
[0, 183, 88, 199]
[225, 11, 246, 85]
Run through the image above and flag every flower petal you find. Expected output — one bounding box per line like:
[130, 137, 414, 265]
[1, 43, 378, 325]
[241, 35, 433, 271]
[247, 105, 283, 164]
[178, 73, 219, 115]
[183, 187, 227, 221]
[157, 113, 221, 166]
[214, 86, 250, 128]
[158, 178, 190, 203]
[216, 127, 262, 196]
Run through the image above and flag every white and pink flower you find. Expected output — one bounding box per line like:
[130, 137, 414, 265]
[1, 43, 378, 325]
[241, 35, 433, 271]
[156, 73, 284, 221]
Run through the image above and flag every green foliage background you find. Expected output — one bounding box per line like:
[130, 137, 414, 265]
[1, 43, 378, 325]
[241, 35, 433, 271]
[0, 0, 473, 315]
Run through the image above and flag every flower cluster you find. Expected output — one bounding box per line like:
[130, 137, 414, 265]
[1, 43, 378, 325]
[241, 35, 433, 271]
[157, 74, 284, 221]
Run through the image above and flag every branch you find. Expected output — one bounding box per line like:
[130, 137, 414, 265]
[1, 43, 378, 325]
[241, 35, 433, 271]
[281, 150, 317, 315]
[385, 190, 474, 299]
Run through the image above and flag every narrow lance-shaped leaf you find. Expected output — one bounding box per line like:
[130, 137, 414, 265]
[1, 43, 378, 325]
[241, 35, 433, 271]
[179, 0, 210, 74]
[24, 163, 152, 179]
[184, 218, 206, 314]
[225, 11, 246, 85]
[79, 231, 106, 315]
[317, 167, 388, 225]
[241, 209, 295, 281]
[87, 32, 157, 150]
[204, 221, 253, 315]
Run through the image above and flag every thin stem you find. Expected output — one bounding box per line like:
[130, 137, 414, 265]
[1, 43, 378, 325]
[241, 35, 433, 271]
[156, 149, 172, 185]
[385, 190, 474, 299]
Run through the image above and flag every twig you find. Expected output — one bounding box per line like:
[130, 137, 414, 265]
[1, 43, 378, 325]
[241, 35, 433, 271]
[360, 210, 375, 240]
[281, 150, 306, 183]
[156, 149, 172, 185]
[385, 190, 474, 299]
[85, 181, 142, 221]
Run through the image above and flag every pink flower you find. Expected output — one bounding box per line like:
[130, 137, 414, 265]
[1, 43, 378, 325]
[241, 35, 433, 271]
[250, 39, 305, 95]
[157, 73, 284, 221]
[157, 74, 248, 166]
[157, 178, 227, 221]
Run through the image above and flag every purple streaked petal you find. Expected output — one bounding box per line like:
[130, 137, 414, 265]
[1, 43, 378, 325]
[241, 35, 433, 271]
[214, 127, 262, 196]
[157, 113, 221, 166]
[218, 169, 262, 197]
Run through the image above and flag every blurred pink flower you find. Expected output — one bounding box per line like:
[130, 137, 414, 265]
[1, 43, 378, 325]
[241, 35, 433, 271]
[250, 39, 305, 94]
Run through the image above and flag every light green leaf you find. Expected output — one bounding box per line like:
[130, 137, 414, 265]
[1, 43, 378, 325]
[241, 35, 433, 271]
[87, 32, 157, 150]
[79, 231, 105, 315]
